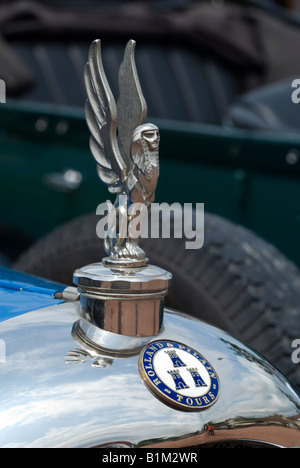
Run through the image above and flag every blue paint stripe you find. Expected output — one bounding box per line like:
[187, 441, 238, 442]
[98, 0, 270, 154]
[0, 267, 65, 292]
[0, 279, 57, 297]
[0, 267, 66, 323]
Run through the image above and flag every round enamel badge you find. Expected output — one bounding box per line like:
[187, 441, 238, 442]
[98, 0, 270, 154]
[139, 340, 220, 411]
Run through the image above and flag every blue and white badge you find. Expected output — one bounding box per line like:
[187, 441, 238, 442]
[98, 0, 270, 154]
[139, 340, 220, 411]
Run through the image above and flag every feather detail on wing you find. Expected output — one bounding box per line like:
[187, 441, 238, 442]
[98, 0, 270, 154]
[84, 39, 147, 194]
[117, 40, 147, 165]
[84, 39, 125, 193]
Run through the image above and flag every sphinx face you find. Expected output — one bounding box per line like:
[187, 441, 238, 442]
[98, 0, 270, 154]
[142, 127, 160, 151]
[131, 123, 160, 177]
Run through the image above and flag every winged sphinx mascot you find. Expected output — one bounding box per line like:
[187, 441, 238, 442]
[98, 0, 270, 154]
[84, 39, 159, 265]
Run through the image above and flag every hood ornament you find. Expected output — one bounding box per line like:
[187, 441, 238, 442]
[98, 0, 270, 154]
[73, 40, 172, 354]
[85, 39, 159, 266]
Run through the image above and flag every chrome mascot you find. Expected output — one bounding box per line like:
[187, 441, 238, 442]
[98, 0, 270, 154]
[85, 39, 159, 263]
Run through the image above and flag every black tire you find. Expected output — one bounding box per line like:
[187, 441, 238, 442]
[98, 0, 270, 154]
[13, 211, 300, 387]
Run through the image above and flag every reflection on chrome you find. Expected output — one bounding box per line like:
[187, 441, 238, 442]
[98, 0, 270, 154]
[0, 302, 299, 448]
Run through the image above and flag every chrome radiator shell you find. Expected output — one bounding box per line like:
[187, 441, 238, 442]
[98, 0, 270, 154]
[0, 300, 299, 448]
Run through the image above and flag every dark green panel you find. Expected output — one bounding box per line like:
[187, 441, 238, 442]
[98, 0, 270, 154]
[0, 100, 299, 266]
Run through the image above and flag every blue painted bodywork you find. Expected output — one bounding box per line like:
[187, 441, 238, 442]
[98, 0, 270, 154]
[0, 267, 65, 323]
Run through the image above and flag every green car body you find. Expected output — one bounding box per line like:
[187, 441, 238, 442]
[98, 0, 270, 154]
[1, 99, 300, 266]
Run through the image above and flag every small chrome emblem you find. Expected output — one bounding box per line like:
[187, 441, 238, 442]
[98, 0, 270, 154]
[139, 340, 220, 411]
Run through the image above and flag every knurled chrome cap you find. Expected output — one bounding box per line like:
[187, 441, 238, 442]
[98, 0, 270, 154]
[73, 262, 172, 294]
